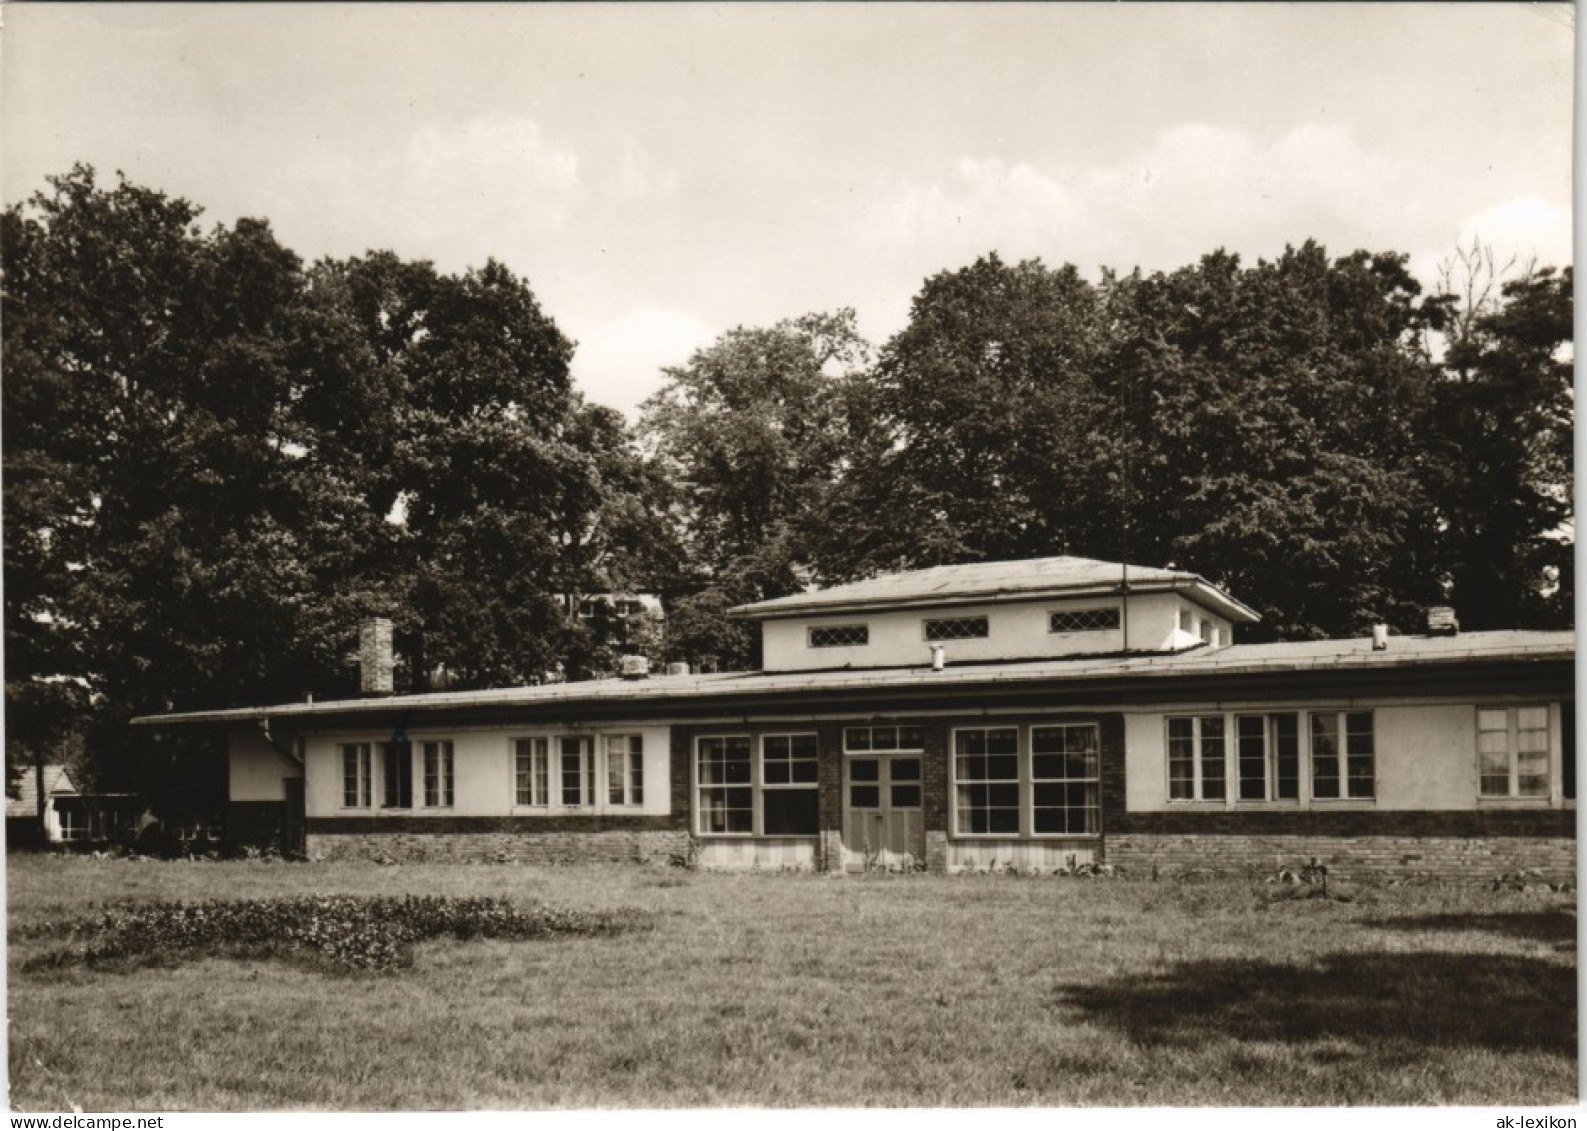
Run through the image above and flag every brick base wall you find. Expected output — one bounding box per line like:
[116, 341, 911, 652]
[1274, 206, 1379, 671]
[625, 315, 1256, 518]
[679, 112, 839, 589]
[307, 828, 691, 865]
[1107, 833, 1577, 883]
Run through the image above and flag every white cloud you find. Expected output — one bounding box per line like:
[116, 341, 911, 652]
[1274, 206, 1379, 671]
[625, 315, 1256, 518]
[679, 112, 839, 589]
[282, 112, 585, 269]
[862, 123, 1411, 277]
[567, 306, 718, 420]
[1455, 195, 1573, 270]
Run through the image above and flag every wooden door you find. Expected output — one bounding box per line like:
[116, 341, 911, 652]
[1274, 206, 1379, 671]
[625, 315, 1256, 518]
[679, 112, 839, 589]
[844, 753, 924, 868]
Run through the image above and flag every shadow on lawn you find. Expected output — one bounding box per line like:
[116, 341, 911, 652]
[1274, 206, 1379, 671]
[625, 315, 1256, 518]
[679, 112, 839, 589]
[1056, 952, 1576, 1054]
[1368, 911, 1577, 946]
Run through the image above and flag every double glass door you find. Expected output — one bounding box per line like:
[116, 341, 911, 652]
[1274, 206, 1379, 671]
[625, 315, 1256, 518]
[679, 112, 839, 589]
[844, 753, 924, 865]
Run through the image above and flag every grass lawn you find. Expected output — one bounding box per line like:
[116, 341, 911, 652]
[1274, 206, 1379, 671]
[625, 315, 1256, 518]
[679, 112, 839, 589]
[6, 854, 1577, 1110]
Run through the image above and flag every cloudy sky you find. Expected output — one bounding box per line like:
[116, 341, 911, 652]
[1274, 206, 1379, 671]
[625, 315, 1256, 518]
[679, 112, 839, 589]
[3, 3, 1574, 417]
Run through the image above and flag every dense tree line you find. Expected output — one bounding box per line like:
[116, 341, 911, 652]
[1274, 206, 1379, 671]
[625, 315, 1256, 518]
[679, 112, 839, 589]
[3, 168, 1573, 786]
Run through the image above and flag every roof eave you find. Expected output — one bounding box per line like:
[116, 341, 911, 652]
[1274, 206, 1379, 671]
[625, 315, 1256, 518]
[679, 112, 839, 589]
[731, 576, 1260, 623]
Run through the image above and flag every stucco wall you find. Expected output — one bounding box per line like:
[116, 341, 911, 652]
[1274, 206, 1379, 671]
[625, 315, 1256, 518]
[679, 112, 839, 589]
[1123, 697, 1570, 813]
[301, 723, 672, 820]
[762, 593, 1228, 672]
[228, 731, 302, 802]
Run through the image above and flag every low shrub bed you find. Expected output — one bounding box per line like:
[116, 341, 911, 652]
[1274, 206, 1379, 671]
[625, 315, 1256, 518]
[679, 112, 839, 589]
[20, 894, 649, 974]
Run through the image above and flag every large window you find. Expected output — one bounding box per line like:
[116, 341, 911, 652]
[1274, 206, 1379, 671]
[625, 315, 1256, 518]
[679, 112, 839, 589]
[342, 742, 372, 808]
[695, 734, 820, 836]
[926, 616, 989, 642]
[1478, 706, 1550, 799]
[422, 741, 454, 808]
[953, 727, 1020, 834]
[761, 735, 819, 835]
[1311, 711, 1375, 799]
[697, 736, 754, 834]
[1167, 716, 1226, 801]
[1031, 725, 1100, 834]
[514, 734, 638, 810]
[1235, 713, 1300, 801]
[381, 741, 413, 808]
[606, 735, 644, 807]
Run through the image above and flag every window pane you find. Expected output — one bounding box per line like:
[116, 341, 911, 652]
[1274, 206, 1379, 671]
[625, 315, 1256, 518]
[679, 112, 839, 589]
[1517, 706, 1549, 731]
[1273, 714, 1299, 800]
[1034, 781, 1099, 835]
[891, 758, 921, 782]
[561, 737, 587, 806]
[1564, 702, 1575, 801]
[845, 727, 871, 751]
[898, 726, 924, 750]
[763, 789, 819, 836]
[1345, 712, 1375, 799]
[1199, 717, 1226, 801]
[1237, 716, 1267, 801]
[1310, 714, 1340, 799]
[871, 727, 898, 751]
[891, 784, 921, 808]
[381, 742, 412, 808]
[850, 758, 879, 783]
[423, 741, 453, 807]
[1168, 718, 1196, 800]
[850, 785, 880, 808]
[925, 617, 989, 641]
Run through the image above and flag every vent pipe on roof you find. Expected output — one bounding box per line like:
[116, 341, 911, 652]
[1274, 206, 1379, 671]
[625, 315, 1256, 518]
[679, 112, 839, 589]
[930, 644, 946, 672]
[1371, 624, 1389, 651]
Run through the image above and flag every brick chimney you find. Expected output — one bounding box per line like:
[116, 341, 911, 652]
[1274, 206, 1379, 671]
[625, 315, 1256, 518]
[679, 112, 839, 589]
[359, 617, 395, 696]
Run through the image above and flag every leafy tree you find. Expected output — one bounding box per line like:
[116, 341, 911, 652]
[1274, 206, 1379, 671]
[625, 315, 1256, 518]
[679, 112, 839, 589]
[811, 255, 1113, 581]
[1429, 264, 1573, 629]
[3, 168, 679, 792]
[640, 310, 868, 668]
[1101, 243, 1448, 639]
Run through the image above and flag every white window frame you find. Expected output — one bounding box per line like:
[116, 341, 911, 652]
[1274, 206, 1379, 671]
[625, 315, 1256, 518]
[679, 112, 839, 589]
[422, 740, 454, 809]
[605, 734, 645, 808]
[694, 734, 755, 837]
[514, 737, 550, 807]
[341, 742, 373, 809]
[1477, 705, 1551, 800]
[57, 806, 87, 842]
[1029, 723, 1101, 837]
[950, 725, 1022, 837]
[759, 733, 820, 837]
[1233, 713, 1301, 803]
[557, 735, 594, 808]
[1309, 710, 1375, 800]
[1166, 715, 1227, 802]
[842, 725, 925, 754]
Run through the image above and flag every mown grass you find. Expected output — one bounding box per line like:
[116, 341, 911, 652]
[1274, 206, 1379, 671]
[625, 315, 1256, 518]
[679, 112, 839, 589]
[6, 855, 1577, 1110]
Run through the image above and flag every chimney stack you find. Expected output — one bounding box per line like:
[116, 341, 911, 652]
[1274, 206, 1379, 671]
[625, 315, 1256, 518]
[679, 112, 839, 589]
[1426, 607, 1460, 637]
[930, 644, 946, 672]
[1371, 624, 1389, 651]
[359, 617, 395, 696]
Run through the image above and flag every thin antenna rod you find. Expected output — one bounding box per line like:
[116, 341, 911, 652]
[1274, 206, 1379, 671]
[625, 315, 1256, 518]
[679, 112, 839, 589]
[1120, 356, 1130, 653]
